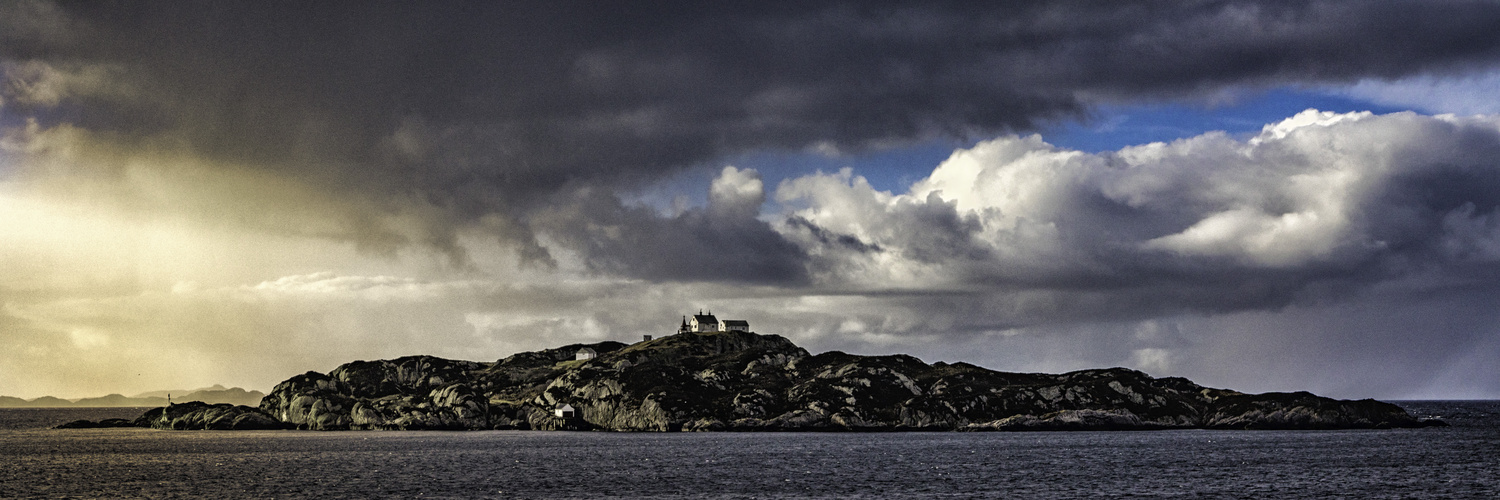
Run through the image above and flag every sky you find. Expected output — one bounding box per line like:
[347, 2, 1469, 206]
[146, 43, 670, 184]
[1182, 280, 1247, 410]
[3, 1, 1500, 400]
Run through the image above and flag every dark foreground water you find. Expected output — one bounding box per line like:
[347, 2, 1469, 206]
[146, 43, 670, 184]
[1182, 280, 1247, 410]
[0, 402, 1495, 499]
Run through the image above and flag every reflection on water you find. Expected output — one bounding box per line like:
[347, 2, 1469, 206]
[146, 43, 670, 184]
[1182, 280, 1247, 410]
[1, 402, 1495, 499]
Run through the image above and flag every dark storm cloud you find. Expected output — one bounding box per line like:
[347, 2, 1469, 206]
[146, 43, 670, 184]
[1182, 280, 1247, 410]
[6, 0, 1500, 278]
[546, 194, 809, 284]
[784, 216, 882, 254]
[536, 168, 807, 284]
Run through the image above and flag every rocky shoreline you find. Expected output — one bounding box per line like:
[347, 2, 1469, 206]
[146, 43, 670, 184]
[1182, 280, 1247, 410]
[59, 330, 1446, 431]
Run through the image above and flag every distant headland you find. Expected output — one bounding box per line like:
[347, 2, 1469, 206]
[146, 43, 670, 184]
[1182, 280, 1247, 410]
[58, 313, 1444, 431]
[3, 385, 263, 408]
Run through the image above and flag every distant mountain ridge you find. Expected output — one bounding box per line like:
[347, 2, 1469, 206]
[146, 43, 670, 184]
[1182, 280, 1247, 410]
[1, 386, 263, 407]
[131, 384, 233, 399]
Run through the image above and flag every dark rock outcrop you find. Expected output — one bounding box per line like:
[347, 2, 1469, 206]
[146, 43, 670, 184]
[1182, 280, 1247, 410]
[1201, 391, 1448, 429]
[134, 402, 285, 430]
[160, 331, 1441, 432]
[257, 356, 499, 430]
[56, 403, 284, 430]
[54, 418, 139, 429]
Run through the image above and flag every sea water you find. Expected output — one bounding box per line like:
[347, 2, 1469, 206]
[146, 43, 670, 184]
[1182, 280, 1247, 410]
[0, 402, 1495, 499]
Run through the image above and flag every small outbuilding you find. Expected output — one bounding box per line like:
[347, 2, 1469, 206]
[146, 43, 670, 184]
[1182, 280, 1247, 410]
[555, 404, 576, 418]
[576, 348, 597, 360]
[720, 319, 750, 332]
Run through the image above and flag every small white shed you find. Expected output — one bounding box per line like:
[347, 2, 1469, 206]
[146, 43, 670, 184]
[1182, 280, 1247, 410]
[555, 404, 576, 418]
[576, 347, 597, 360]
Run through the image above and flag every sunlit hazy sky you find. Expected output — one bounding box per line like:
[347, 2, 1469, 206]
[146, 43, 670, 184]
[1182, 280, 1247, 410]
[4, 1, 1500, 400]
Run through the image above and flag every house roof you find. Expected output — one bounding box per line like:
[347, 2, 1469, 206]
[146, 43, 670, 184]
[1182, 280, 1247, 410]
[720, 319, 749, 326]
[692, 314, 718, 323]
[577, 347, 596, 354]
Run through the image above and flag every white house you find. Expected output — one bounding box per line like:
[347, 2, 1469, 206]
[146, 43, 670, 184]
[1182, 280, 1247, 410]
[678, 311, 750, 333]
[555, 404, 576, 418]
[575, 348, 597, 360]
[689, 312, 719, 332]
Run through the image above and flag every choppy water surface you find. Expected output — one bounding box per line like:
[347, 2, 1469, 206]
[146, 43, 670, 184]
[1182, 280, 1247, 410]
[0, 407, 151, 432]
[1, 401, 1495, 499]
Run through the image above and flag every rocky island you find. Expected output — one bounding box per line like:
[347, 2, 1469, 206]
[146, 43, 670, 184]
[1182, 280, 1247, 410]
[66, 328, 1444, 432]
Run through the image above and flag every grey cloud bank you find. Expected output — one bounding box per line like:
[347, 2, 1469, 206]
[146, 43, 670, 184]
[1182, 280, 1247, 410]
[3, 1, 1500, 399]
[7, 2, 1500, 236]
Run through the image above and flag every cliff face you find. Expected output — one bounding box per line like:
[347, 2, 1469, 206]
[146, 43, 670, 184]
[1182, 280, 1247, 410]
[243, 330, 1437, 431]
[257, 356, 496, 430]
